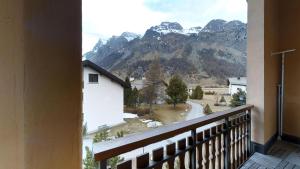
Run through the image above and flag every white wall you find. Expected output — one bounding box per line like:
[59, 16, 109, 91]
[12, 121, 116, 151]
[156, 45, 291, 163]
[83, 67, 124, 132]
[229, 84, 247, 95]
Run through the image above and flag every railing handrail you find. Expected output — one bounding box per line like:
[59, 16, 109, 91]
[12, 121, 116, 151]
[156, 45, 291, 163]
[94, 104, 253, 161]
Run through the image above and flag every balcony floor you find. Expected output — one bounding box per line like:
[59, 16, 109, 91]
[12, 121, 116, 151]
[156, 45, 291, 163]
[241, 141, 300, 169]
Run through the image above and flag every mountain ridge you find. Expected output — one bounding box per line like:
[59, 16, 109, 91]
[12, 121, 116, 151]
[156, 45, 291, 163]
[85, 19, 247, 85]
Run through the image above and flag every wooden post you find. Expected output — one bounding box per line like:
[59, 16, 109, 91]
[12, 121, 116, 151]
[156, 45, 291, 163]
[191, 129, 197, 169]
[247, 110, 252, 156]
[224, 117, 230, 169]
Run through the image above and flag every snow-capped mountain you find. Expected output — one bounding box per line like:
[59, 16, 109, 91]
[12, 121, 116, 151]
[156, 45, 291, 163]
[149, 22, 202, 36]
[84, 19, 247, 85]
[120, 32, 141, 41]
[150, 22, 184, 35]
[202, 19, 227, 32]
[201, 19, 246, 33]
[183, 26, 203, 35]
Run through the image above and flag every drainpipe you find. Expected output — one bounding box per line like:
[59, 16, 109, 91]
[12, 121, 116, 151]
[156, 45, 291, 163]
[272, 49, 296, 139]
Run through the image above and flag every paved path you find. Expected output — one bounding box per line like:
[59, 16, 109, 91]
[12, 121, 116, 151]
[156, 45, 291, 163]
[185, 100, 204, 120]
[93, 101, 212, 160]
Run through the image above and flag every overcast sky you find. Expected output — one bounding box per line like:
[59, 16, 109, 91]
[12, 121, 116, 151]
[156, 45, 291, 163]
[82, 0, 247, 53]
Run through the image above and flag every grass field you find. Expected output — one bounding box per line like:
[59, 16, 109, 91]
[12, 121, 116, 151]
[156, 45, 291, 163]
[110, 103, 190, 137]
[193, 87, 232, 112]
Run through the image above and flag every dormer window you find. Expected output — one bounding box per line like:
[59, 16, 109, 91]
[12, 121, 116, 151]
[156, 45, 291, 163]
[89, 74, 98, 83]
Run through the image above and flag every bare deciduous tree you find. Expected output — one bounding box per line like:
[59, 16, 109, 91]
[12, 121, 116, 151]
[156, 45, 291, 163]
[144, 53, 164, 112]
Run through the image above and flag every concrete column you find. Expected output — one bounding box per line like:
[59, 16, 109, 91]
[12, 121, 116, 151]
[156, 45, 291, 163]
[247, 0, 265, 145]
[248, 0, 280, 150]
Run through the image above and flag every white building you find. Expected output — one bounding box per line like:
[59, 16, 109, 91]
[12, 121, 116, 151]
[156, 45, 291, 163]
[82, 60, 127, 133]
[228, 77, 247, 95]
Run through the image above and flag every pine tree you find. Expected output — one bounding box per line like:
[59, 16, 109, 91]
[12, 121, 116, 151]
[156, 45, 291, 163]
[83, 147, 96, 169]
[92, 130, 125, 169]
[203, 104, 213, 114]
[220, 96, 226, 103]
[93, 128, 110, 143]
[230, 89, 246, 107]
[190, 85, 203, 100]
[124, 77, 132, 107]
[131, 87, 139, 107]
[165, 75, 188, 108]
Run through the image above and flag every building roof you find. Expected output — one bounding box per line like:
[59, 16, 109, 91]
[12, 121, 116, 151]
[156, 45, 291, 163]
[228, 77, 247, 86]
[82, 60, 128, 88]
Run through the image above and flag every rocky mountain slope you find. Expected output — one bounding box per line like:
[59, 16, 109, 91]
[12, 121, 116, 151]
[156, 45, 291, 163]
[84, 19, 247, 85]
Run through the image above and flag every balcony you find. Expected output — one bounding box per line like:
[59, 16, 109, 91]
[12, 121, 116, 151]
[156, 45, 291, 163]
[94, 105, 253, 169]
[242, 141, 300, 169]
[2, 0, 300, 168]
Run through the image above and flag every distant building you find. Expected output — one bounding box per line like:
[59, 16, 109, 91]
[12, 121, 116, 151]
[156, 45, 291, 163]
[131, 79, 145, 90]
[131, 79, 167, 104]
[228, 77, 247, 95]
[82, 60, 127, 133]
[129, 77, 135, 82]
[187, 84, 199, 96]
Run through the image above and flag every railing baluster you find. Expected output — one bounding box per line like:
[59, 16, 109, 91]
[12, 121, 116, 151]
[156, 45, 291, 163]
[188, 130, 197, 169]
[191, 129, 197, 169]
[167, 143, 176, 169]
[197, 132, 204, 169]
[136, 153, 149, 169]
[178, 138, 186, 169]
[224, 117, 230, 169]
[239, 116, 243, 165]
[153, 147, 164, 169]
[93, 106, 254, 169]
[231, 119, 236, 169]
[243, 115, 247, 161]
[204, 129, 210, 169]
[216, 125, 222, 169]
[234, 118, 238, 167]
[117, 160, 132, 169]
[237, 118, 241, 166]
[211, 127, 217, 169]
[221, 124, 225, 169]
[247, 110, 252, 157]
[240, 116, 244, 164]
[188, 136, 193, 169]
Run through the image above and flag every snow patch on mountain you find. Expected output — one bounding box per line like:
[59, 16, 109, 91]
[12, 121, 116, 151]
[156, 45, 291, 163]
[150, 22, 202, 36]
[151, 22, 183, 35]
[182, 27, 203, 35]
[121, 32, 141, 41]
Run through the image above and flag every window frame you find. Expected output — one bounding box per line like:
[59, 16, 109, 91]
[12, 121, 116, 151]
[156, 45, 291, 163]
[88, 73, 99, 83]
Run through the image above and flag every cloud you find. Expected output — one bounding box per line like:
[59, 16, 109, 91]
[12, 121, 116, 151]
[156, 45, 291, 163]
[82, 0, 247, 53]
[82, 0, 168, 53]
[144, 0, 247, 27]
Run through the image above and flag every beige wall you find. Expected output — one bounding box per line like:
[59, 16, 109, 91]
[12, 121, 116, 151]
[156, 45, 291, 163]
[248, 0, 280, 144]
[247, 0, 266, 144]
[278, 1, 300, 138]
[0, 0, 24, 168]
[264, 0, 280, 143]
[249, 0, 300, 143]
[0, 0, 82, 169]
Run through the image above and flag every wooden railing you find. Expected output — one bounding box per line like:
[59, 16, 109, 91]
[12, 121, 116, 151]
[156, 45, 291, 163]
[94, 104, 253, 169]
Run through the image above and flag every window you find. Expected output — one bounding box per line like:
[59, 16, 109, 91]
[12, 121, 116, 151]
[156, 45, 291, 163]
[89, 74, 98, 83]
